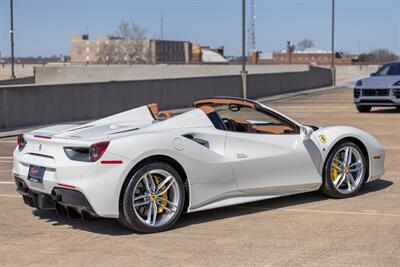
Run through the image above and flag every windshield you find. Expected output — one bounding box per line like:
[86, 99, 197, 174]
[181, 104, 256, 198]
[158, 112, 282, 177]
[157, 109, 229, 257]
[374, 63, 400, 76]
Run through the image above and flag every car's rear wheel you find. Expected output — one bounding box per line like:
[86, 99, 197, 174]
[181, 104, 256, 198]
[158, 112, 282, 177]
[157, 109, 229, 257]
[321, 142, 367, 198]
[119, 162, 185, 233]
[356, 105, 371, 113]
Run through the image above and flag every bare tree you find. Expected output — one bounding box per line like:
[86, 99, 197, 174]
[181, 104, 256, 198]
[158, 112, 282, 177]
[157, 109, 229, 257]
[97, 40, 119, 64]
[297, 38, 315, 51]
[369, 49, 398, 63]
[97, 21, 148, 64]
[117, 21, 148, 64]
[117, 21, 146, 40]
[359, 48, 399, 63]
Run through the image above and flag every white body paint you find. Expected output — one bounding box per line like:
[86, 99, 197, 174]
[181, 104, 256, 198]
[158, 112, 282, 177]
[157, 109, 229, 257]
[13, 102, 385, 218]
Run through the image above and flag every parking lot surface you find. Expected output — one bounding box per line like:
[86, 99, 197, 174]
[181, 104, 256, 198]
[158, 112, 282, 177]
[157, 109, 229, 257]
[0, 87, 399, 266]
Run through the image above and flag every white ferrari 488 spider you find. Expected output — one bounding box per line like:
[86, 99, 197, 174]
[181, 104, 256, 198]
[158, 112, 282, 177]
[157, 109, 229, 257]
[13, 97, 385, 233]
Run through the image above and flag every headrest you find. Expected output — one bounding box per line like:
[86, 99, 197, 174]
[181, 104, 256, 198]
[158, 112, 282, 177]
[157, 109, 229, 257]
[198, 106, 215, 114]
[147, 103, 159, 119]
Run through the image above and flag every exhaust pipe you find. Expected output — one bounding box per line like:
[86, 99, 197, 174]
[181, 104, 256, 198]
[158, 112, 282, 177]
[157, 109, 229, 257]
[51, 189, 62, 201]
[18, 181, 29, 193]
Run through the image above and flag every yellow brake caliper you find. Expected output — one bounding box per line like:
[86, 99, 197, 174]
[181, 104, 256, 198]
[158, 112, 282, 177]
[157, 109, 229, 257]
[154, 176, 168, 213]
[331, 157, 339, 181]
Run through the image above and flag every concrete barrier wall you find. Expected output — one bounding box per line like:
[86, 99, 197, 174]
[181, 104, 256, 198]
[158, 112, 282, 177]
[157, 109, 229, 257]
[0, 76, 35, 86]
[34, 64, 310, 84]
[0, 63, 379, 84]
[0, 76, 241, 130]
[248, 66, 332, 99]
[34, 64, 379, 85]
[0, 67, 331, 130]
[0, 64, 38, 79]
[334, 65, 379, 78]
[319, 65, 380, 81]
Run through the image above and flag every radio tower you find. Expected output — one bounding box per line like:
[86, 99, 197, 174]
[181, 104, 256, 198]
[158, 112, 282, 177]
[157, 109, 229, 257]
[160, 9, 164, 40]
[249, 0, 256, 52]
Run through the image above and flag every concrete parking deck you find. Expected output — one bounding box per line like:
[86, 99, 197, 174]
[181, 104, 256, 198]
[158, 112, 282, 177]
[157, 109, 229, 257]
[0, 87, 399, 266]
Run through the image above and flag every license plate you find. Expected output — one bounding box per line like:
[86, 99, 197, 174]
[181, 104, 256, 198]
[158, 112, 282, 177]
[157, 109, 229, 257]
[28, 165, 46, 183]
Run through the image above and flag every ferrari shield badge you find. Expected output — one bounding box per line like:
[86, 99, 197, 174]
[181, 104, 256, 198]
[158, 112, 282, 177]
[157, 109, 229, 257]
[319, 135, 327, 143]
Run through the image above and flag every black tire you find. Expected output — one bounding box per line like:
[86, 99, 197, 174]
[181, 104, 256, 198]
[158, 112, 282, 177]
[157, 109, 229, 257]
[320, 141, 367, 198]
[356, 105, 371, 113]
[119, 161, 185, 233]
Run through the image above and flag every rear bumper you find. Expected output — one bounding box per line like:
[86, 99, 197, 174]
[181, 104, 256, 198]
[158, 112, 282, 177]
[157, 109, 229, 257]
[15, 176, 97, 218]
[12, 148, 131, 218]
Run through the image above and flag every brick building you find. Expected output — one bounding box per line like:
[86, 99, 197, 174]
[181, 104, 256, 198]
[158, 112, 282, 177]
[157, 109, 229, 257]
[253, 41, 352, 65]
[70, 35, 192, 64]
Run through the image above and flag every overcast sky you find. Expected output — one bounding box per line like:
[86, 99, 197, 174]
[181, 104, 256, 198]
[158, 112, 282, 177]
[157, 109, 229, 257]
[0, 0, 399, 57]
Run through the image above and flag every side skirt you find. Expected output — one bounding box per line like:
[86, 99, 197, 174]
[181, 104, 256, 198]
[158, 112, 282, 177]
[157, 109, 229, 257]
[187, 183, 321, 213]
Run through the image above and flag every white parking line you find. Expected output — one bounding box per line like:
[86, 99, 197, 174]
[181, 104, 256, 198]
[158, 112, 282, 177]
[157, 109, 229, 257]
[0, 181, 14, 184]
[0, 194, 19, 198]
[237, 206, 400, 218]
[281, 208, 400, 218]
[0, 161, 13, 163]
[0, 157, 12, 159]
[0, 140, 16, 143]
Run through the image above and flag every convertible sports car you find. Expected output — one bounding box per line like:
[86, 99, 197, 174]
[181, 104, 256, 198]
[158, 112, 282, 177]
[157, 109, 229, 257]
[13, 97, 385, 233]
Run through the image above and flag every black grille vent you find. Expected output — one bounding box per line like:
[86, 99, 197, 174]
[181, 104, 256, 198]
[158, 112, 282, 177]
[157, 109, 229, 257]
[362, 89, 390, 97]
[359, 99, 394, 104]
[354, 89, 360, 98]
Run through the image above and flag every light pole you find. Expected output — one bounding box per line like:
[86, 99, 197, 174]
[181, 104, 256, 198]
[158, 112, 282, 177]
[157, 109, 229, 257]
[241, 0, 248, 98]
[9, 0, 16, 79]
[331, 0, 336, 85]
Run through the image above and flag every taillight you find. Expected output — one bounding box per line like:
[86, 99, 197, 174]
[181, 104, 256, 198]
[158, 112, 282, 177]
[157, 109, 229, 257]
[89, 141, 110, 162]
[17, 134, 27, 151]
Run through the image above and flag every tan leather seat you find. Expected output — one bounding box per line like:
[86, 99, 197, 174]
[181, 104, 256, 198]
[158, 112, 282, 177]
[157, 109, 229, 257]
[251, 125, 295, 134]
[198, 106, 215, 114]
[158, 111, 173, 119]
[147, 103, 159, 119]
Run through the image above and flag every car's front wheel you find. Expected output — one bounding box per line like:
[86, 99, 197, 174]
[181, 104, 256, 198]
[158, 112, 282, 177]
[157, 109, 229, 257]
[119, 161, 185, 233]
[356, 105, 372, 113]
[321, 142, 367, 198]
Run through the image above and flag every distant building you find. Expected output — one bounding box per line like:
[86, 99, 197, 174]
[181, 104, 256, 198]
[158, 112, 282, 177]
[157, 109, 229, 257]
[70, 35, 192, 64]
[253, 41, 352, 65]
[192, 44, 226, 63]
[150, 40, 192, 64]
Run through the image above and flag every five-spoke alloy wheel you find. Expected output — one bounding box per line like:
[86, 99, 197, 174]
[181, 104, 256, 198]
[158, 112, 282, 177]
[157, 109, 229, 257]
[321, 142, 367, 198]
[119, 162, 185, 233]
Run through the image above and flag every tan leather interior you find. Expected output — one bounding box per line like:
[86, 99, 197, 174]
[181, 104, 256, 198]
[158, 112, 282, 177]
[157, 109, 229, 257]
[147, 103, 159, 119]
[230, 117, 294, 134]
[194, 99, 255, 108]
[231, 117, 248, 125]
[251, 125, 295, 134]
[158, 111, 173, 119]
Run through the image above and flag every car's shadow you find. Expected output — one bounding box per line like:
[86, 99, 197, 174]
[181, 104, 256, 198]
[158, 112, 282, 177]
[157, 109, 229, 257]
[32, 179, 393, 236]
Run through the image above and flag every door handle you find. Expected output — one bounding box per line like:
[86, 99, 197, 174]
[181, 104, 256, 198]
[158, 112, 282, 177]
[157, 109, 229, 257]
[236, 153, 248, 159]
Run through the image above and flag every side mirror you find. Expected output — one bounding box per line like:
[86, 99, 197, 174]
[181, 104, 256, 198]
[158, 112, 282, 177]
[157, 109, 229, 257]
[370, 72, 377, 77]
[300, 126, 313, 139]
